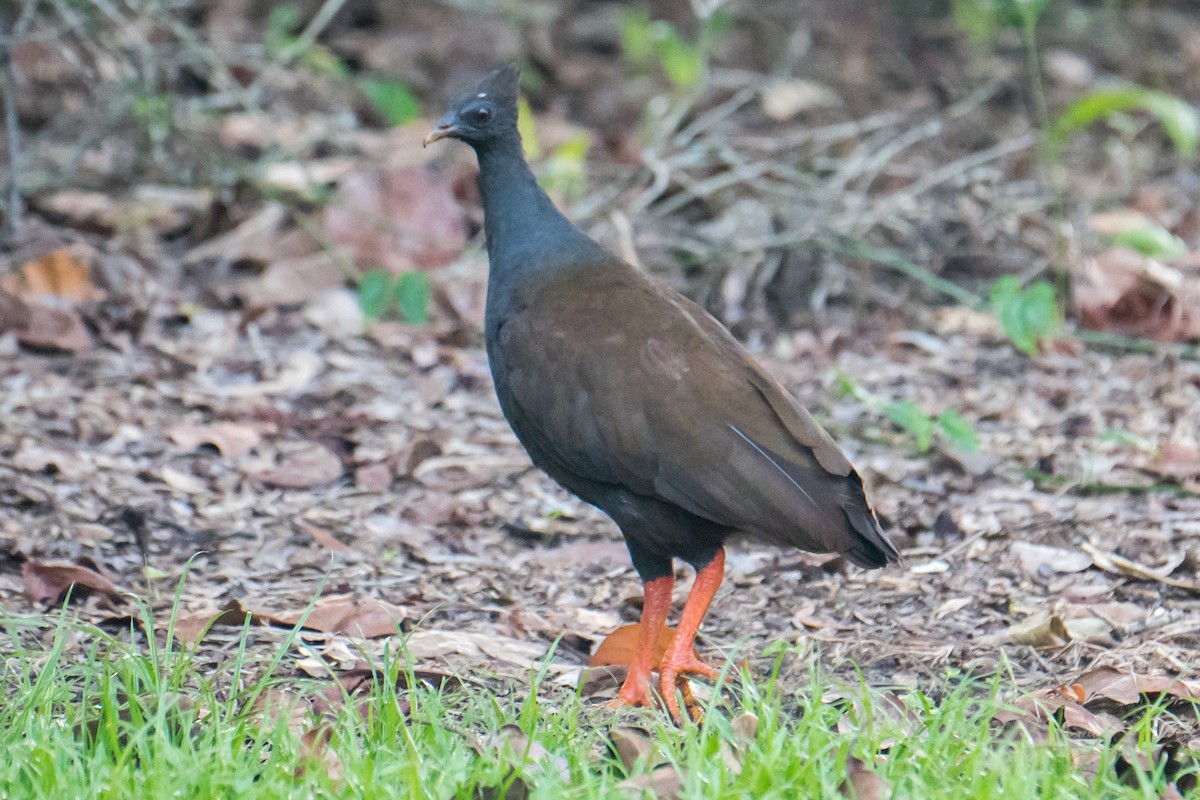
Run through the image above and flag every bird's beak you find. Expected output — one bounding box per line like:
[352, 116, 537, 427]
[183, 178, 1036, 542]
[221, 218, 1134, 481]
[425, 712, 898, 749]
[423, 123, 456, 148]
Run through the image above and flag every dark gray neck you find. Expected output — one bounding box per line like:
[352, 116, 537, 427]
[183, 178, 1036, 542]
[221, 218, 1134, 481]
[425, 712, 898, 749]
[475, 140, 599, 283]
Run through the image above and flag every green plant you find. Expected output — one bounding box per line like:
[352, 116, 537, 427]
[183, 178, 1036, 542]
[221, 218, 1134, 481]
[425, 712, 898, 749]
[1048, 85, 1199, 160]
[1106, 223, 1187, 260]
[989, 276, 1062, 356]
[358, 269, 431, 324]
[837, 375, 981, 453]
[619, 8, 732, 92]
[516, 97, 593, 203]
[360, 79, 422, 127]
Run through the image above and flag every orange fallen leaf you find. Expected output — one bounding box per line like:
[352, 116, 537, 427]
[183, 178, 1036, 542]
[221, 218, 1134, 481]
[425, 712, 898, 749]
[1, 248, 105, 304]
[590, 623, 681, 669]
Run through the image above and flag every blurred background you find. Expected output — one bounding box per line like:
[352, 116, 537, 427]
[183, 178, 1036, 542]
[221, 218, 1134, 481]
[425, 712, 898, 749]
[2, 0, 1198, 345]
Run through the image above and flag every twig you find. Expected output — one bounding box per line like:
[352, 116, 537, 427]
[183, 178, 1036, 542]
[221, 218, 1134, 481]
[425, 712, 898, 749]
[275, 0, 348, 65]
[860, 133, 1038, 228]
[1075, 329, 1200, 361]
[0, 0, 37, 243]
[834, 239, 984, 308]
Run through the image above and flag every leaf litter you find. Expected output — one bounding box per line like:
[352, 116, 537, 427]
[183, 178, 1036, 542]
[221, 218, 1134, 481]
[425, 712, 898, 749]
[2, 4, 1200, 793]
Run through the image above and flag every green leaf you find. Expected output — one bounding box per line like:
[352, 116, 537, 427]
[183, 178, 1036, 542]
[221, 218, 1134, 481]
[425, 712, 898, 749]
[359, 79, 421, 127]
[1108, 224, 1187, 260]
[264, 3, 301, 57]
[936, 410, 981, 452]
[393, 272, 431, 325]
[659, 33, 704, 90]
[882, 401, 935, 452]
[358, 269, 392, 321]
[517, 96, 542, 160]
[619, 9, 657, 69]
[1050, 85, 1199, 160]
[990, 276, 1061, 356]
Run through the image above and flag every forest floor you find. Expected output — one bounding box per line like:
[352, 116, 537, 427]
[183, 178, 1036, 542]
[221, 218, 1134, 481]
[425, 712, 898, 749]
[2, 0, 1199, 795]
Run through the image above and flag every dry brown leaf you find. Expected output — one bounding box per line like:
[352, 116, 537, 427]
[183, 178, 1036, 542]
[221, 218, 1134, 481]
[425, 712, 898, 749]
[169, 422, 262, 459]
[22, 560, 122, 605]
[731, 712, 759, 749]
[13, 443, 89, 480]
[1076, 248, 1200, 342]
[1073, 666, 1200, 706]
[246, 252, 346, 308]
[761, 79, 841, 121]
[0, 293, 92, 352]
[839, 756, 891, 800]
[980, 610, 1071, 648]
[1082, 544, 1200, 593]
[354, 462, 393, 492]
[172, 602, 253, 644]
[247, 594, 407, 638]
[300, 523, 354, 553]
[618, 765, 684, 799]
[995, 695, 1122, 737]
[1, 248, 105, 304]
[1011, 542, 1093, 574]
[589, 623, 678, 669]
[296, 724, 344, 783]
[610, 726, 655, 772]
[256, 443, 343, 489]
[1149, 443, 1200, 480]
[321, 164, 467, 273]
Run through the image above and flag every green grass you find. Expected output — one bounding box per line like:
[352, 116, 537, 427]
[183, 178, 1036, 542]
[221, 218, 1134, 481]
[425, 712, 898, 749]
[1, 606, 1195, 799]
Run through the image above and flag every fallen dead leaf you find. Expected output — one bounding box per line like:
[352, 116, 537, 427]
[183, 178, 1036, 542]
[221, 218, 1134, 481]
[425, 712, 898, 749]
[1012, 541, 1093, 575]
[172, 601, 253, 643]
[256, 442, 343, 489]
[296, 724, 344, 783]
[617, 765, 685, 800]
[1083, 544, 1200, 593]
[995, 694, 1122, 737]
[169, 422, 262, 459]
[589, 623, 678, 669]
[0, 291, 92, 352]
[22, 560, 123, 605]
[321, 164, 467, 273]
[979, 610, 1071, 648]
[761, 78, 841, 121]
[1076, 247, 1200, 342]
[300, 523, 354, 553]
[610, 726, 655, 772]
[838, 756, 890, 800]
[1, 248, 105, 304]
[1072, 666, 1200, 706]
[246, 594, 407, 638]
[1148, 442, 1200, 481]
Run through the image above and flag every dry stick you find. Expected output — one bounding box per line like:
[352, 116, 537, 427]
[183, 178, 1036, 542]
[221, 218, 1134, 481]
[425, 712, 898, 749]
[858, 132, 1039, 230]
[1, 0, 37, 242]
[277, 0, 349, 64]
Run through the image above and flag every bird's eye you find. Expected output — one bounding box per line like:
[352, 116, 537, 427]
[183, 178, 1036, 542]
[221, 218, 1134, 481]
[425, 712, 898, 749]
[469, 107, 493, 125]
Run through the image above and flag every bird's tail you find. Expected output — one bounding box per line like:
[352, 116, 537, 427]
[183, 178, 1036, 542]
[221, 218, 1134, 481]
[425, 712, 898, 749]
[841, 499, 900, 569]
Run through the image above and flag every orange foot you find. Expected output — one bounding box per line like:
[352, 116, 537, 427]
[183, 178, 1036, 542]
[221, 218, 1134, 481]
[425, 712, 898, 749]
[660, 652, 721, 724]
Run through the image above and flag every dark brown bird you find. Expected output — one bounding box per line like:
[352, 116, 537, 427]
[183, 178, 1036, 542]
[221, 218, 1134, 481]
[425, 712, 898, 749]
[425, 66, 898, 723]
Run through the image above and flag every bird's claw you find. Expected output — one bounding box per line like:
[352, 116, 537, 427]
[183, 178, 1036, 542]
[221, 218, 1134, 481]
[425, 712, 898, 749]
[659, 655, 721, 724]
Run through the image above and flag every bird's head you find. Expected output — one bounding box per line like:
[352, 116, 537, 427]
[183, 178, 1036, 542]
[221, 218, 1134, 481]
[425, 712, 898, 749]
[424, 64, 521, 151]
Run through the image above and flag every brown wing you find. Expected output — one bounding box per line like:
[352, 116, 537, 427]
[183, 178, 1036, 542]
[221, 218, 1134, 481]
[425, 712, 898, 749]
[496, 264, 895, 566]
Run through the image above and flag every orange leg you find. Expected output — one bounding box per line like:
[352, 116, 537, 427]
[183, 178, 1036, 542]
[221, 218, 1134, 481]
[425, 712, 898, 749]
[659, 548, 725, 724]
[607, 574, 674, 709]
